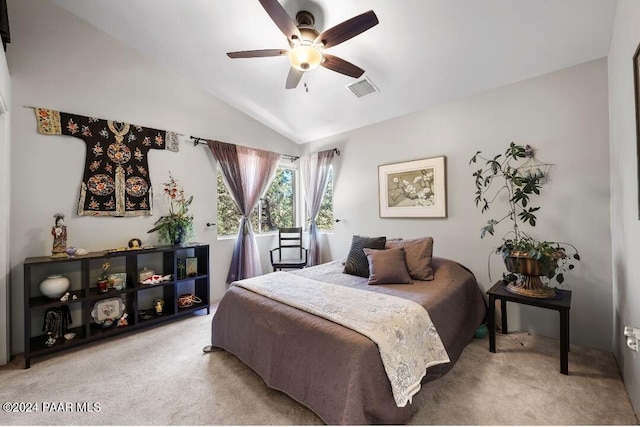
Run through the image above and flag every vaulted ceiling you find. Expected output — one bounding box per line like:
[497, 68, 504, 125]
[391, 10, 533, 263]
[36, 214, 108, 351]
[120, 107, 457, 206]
[51, 0, 617, 144]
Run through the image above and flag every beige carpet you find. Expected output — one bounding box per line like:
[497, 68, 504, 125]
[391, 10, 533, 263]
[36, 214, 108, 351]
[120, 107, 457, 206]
[1, 308, 637, 425]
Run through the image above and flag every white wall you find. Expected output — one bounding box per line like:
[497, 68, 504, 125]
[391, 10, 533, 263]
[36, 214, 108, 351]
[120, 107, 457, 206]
[7, 0, 299, 355]
[608, 0, 640, 415]
[0, 44, 11, 365]
[304, 58, 612, 351]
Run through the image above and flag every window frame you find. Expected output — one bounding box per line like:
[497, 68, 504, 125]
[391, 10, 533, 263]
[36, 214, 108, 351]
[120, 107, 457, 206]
[216, 161, 301, 238]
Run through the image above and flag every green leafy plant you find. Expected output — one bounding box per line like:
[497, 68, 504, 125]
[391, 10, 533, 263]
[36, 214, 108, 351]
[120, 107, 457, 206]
[148, 173, 195, 245]
[469, 142, 580, 284]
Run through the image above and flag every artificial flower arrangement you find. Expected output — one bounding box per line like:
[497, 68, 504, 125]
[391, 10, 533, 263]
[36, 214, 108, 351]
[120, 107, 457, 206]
[96, 260, 112, 293]
[147, 172, 195, 245]
[98, 260, 111, 281]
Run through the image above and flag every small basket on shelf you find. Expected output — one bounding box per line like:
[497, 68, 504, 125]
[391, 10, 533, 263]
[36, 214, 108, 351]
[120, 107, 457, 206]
[177, 294, 202, 309]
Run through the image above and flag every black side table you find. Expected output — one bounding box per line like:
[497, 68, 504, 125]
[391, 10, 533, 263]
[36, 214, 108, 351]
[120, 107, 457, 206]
[487, 281, 572, 375]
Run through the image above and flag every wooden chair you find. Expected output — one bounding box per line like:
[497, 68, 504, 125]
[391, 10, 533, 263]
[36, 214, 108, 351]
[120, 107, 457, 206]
[269, 227, 308, 271]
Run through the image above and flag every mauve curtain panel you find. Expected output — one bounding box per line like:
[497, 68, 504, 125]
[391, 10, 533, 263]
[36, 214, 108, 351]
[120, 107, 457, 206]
[207, 140, 281, 282]
[300, 149, 335, 266]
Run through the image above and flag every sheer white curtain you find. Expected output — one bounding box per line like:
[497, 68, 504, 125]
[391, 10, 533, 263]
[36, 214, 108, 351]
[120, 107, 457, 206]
[300, 149, 335, 266]
[207, 140, 281, 282]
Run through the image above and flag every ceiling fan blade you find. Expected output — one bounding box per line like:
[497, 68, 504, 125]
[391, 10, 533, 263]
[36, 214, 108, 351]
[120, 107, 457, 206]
[227, 49, 288, 58]
[259, 0, 302, 41]
[321, 54, 365, 79]
[285, 67, 304, 89]
[314, 10, 379, 48]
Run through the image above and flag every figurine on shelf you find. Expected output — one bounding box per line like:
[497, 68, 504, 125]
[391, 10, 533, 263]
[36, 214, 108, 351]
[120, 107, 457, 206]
[117, 313, 128, 328]
[141, 274, 172, 285]
[44, 333, 56, 347]
[128, 238, 142, 249]
[153, 298, 164, 315]
[51, 213, 67, 257]
[42, 306, 72, 347]
[60, 291, 70, 302]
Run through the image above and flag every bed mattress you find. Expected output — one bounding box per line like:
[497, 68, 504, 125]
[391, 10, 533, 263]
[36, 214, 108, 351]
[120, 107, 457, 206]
[210, 257, 487, 424]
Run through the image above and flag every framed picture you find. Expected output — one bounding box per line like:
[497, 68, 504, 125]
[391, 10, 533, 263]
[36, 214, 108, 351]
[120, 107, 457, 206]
[378, 156, 447, 218]
[106, 273, 127, 291]
[186, 257, 198, 277]
[177, 259, 186, 279]
[634, 42, 640, 219]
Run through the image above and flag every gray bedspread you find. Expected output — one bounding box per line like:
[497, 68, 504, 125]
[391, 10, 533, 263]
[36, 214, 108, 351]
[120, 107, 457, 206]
[210, 257, 487, 425]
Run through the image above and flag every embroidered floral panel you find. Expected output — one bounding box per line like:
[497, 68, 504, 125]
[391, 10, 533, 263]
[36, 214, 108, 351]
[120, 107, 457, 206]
[35, 108, 179, 217]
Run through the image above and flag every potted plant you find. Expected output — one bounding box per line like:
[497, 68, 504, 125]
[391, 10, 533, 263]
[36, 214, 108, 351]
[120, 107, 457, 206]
[96, 260, 111, 293]
[469, 142, 580, 298]
[147, 172, 195, 246]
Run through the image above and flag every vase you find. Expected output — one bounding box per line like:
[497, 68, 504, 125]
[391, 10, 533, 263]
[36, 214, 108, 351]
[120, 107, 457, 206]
[39, 274, 70, 299]
[97, 279, 109, 293]
[170, 224, 187, 246]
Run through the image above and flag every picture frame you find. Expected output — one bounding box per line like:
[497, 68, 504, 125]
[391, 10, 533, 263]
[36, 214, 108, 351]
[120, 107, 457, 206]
[378, 156, 447, 218]
[177, 259, 186, 279]
[106, 273, 127, 291]
[634, 42, 640, 219]
[186, 257, 198, 277]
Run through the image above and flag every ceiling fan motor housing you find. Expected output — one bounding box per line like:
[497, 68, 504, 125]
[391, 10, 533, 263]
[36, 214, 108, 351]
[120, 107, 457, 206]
[291, 11, 320, 43]
[288, 10, 322, 71]
[296, 11, 315, 27]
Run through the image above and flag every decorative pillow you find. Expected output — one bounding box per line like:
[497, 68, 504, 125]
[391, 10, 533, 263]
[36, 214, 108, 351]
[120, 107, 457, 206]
[363, 247, 412, 285]
[385, 237, 434, 280]
[385, 238, 403, 247]
[343, 235, 387, 277]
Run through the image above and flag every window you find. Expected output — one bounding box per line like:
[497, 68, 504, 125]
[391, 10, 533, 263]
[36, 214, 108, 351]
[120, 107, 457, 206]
[313, 167, 334, 231]
[217, 166, 295, 236]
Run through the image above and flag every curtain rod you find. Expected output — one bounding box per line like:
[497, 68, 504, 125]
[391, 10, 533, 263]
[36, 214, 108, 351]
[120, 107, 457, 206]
[190, 135, 340, 162]
[23, 106, 338, 160]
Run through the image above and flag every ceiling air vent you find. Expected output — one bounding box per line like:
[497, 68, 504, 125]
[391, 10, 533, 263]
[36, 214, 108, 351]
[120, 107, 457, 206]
[346, 77, 379, 98]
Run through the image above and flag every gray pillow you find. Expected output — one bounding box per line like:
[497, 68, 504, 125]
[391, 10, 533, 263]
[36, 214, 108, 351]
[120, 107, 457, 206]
[343, 235, 386, 277]
[385, 237, 434, 280]
[363, 247, 412, 285]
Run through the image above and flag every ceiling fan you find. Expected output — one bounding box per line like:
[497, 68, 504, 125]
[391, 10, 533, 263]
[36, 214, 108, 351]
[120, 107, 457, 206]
[227, 0, 379, 89]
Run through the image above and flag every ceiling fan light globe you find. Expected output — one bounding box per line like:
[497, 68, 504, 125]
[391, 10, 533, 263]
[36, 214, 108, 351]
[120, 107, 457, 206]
[288, 45, 323, 72]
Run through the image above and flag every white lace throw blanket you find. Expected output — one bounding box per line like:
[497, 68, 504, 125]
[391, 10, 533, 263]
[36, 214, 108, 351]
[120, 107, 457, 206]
[232, 271, 450, 407]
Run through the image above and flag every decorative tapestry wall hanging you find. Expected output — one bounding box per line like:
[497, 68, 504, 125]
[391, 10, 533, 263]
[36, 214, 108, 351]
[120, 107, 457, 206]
[34, 108, 180, 217]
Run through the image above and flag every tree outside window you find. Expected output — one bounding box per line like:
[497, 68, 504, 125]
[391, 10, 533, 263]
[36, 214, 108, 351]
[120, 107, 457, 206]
[217, 167, 295, 236]
[313, 167, 334, 231]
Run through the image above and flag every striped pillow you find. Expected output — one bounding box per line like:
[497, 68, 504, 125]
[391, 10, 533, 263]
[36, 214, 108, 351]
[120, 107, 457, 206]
[343, 235, 387, 277]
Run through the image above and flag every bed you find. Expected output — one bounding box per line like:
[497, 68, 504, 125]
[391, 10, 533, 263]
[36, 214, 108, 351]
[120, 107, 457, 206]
[209, 252, 486, 425]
